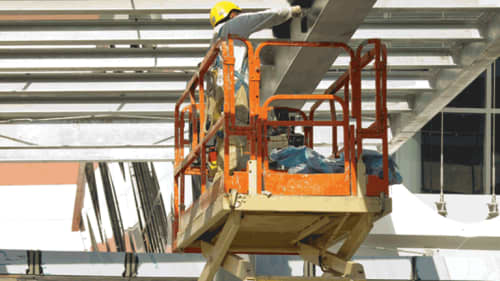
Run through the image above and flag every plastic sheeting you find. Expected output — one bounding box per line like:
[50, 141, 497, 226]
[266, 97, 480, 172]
[269, 146, 402, 185]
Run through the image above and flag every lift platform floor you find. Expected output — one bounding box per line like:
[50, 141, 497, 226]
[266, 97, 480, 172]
[175, 181, 391, 254]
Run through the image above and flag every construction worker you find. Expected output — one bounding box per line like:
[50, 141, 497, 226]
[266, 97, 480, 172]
[203, 1, 302, 185]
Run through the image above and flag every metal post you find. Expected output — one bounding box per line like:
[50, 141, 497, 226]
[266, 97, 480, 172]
[493, 61, 497, 198]
[485, 64, 493, 195]
[488, 61, 499, 219]
[435, 111, 447, 217]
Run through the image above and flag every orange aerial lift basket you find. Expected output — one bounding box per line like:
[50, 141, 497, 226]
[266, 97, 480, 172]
[173, 37, 391, 280]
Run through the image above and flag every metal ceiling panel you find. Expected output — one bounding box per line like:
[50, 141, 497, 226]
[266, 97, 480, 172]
[0, 0, 497, 161]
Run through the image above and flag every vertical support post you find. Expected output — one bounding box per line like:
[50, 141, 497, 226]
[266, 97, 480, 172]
[349, 125, 357, 196]
[200, 76, 207, 194]
[256, 110, 263, 194]
[350, 56, 362, 158]
[253, 50, 263, 193]
[173, 176, 179, 248]
[485, 63, 492, 195]
[381, 44, 389, 190]
[374, 41, 382, 131]
[228, 39, 236, 130]
[246, 40, 258, 163]
[329, 100, 338, 156]
[222, 42, 233, 193]
[190, 89, 198, 149]
[199, 212, 242, 281]
[180, 172, 185, 212]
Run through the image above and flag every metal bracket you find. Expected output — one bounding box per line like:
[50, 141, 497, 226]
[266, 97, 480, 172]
[26, 250, 43, 275]
[122, 252, 139, 278]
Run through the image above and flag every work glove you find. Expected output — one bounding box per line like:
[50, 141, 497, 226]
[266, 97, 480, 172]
[291, 5, 302, 17]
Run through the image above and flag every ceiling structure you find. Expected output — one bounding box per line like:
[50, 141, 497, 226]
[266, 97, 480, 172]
[0, 0, 499, 161]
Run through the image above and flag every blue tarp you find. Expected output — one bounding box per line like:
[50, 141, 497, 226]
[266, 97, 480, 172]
[269, 146, 403, 185]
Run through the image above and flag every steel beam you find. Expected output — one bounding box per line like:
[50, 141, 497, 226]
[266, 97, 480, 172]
[374, 0, 500, 10]
[0, 99, 411, 120]
[0, 0, 496, 15]
[0, 121, 177, 161]
[389, 13, 500, 153]
[0, 24, 482, 45]
[0, 75, 431, 98]
[0, 51, 454, 72]
[0, 0, 285, 14]
[259, 0, 363, 108]
[0, 122, 175, 147]
[0, 146, 174, 162]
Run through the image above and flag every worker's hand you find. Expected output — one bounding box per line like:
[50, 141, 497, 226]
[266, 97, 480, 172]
[291, 5, 302, 17]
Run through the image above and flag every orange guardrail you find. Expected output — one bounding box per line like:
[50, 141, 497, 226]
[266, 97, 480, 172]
[172, 36, 389, 245]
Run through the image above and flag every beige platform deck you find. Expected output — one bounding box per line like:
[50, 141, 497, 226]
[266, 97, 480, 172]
[175, 181, 391, 254]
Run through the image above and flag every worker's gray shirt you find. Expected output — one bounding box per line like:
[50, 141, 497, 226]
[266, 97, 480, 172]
[211, 7, 293, 86]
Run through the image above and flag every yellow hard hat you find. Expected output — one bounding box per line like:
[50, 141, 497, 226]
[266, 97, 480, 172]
[209, 1, 241, 27]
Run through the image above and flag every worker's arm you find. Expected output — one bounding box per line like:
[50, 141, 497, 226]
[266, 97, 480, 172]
[218, 6, 301, 39]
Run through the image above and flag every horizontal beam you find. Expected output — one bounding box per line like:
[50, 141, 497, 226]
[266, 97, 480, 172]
[0, 122, 175, 147]
[388, 13, 500, 153]
[374, 0, 500, 10]
[0, 0, 496, 14]
[0, 119, 386, 162]
[0, 146, 174, 162]
[333, 53, 456, 69]
[0, 76, 431, 95]
[0, 51, 455, 72]
[0, 99, 412, 119]
[0, 0, 283, 14]
[0, 11, 490, 27]
[0, 25, 483, 45]
[0, 249, 205, 277]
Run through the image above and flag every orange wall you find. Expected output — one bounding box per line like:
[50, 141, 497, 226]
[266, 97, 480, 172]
[0, 163, 79, 185]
